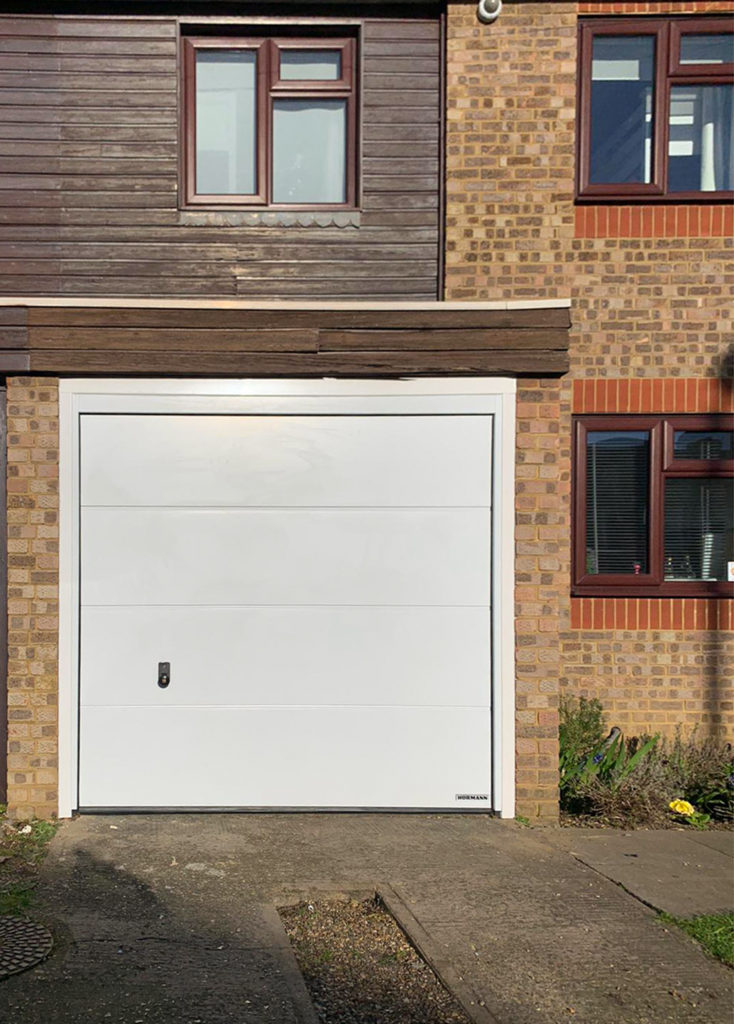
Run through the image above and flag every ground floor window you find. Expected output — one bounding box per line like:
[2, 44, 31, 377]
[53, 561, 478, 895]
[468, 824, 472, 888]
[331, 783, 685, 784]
[573, 413, 734, 596]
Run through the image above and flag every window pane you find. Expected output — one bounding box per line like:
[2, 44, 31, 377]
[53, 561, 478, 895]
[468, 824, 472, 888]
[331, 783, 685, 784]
[590, 36, 654, 185]
[585, 431, 650, 574]
[280, 50, 342, 80]
[196, 50, 257, 195]
[664, 479, 733, 581]
[680, 34, 734, 65]
[668, 85, 733, 192]
[272, 99, 347, 203]
[674, 429, 734, 460]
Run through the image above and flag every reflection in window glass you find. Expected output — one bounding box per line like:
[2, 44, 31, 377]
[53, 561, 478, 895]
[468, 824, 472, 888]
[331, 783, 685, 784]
[673, 430, 734, 460]
[590, 36, 654, 184]
[585, 431, 650, 575]
[680, 34, 734, 65]
[196, 51, 257, 195]
[272, 99, 346, 203]
[668, 85, 733, 192]
[664, 479, 734, 581]
[280, 50, 341, 80]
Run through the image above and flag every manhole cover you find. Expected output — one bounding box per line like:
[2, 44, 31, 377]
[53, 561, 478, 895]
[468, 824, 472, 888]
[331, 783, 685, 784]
[0, 916, 53, 979]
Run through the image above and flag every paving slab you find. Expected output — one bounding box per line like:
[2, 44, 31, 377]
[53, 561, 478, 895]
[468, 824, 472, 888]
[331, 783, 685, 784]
[2, 815, 732, 1024]
[550, 828, 734, 917]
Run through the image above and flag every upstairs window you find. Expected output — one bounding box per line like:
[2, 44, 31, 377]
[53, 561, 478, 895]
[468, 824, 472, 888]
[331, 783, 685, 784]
[577, 18, 733, 200]
[182, 35, 357, 208]
[573, 415, 734, 596]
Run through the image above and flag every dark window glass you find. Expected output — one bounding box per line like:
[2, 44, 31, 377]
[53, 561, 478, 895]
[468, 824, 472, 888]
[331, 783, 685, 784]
[680, 33, 734, 65]
[590, 36, 654, 185]
[585, 431, 650, 574]
[673, 429, 734, 460]
[664, 478, 733, 581]
[668, 85, 733, 192]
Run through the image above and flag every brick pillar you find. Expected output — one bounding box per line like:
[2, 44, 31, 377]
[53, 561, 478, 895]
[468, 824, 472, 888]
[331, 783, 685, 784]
[515, 381, 566, 819]
[5, 378, 59, 820]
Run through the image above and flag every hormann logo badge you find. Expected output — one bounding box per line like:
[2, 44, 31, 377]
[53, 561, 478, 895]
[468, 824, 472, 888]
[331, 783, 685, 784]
[455, 794, 489, 801]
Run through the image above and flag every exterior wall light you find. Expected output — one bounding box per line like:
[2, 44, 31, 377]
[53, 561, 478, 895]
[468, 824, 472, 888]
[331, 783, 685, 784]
[477, 0, 502, 23]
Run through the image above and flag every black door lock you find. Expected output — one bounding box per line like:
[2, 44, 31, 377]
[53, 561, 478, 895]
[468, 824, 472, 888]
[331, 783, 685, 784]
[158, 662, 171, 688]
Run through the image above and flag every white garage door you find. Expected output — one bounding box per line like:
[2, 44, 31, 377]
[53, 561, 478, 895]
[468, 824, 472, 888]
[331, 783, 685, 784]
[78, 412, 492, 809]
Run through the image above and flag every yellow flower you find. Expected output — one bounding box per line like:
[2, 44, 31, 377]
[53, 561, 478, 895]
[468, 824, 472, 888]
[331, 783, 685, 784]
[669, 799, 695, 816]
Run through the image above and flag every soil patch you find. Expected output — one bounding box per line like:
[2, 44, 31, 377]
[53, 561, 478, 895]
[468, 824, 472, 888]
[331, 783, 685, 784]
[280, 896, 472, 1024]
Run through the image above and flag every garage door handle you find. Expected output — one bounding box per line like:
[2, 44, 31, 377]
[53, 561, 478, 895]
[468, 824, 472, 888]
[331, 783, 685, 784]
[158, 662, 171, 688]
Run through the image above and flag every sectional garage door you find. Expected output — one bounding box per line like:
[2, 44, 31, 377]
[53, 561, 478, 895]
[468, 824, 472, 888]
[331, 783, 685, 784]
[78, 411, 493, 809]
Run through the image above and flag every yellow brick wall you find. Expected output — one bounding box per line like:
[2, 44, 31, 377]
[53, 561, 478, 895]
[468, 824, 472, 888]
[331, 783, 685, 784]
[5, 378, 59, 819]
[446, 1, 578, 819]
[446, 1, 734, 817]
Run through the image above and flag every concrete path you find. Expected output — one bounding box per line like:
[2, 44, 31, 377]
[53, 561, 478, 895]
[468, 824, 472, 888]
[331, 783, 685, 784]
[2, 816, 732, 1024]
[548, 828, 734, 917]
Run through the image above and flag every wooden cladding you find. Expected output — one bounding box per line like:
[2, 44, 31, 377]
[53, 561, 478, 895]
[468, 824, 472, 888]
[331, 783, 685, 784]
[0, 14, 441, 300]
[0, 304, 570, 377]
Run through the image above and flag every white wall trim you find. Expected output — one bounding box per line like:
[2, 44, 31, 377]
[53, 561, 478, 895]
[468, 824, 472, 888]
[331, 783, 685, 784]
[58, 377, 517, 818]
[0, 296, 570, 311]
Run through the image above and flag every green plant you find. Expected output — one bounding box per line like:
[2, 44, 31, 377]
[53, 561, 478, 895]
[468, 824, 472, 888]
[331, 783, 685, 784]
[660, 913, 734, 968]
[559, 701, 734, 826]
[665, 729, 734, 822]
[559, 696, 660, 817]
[0, 882, 34, 916]
[559, 696, 605, 773]
[559, 695, 606, 808]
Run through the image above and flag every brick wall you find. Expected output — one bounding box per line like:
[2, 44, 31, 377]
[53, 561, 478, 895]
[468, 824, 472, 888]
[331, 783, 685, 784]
[5, 378, 59, 820]
[446, 1, 578, 818]
[446, 0, 734, 817]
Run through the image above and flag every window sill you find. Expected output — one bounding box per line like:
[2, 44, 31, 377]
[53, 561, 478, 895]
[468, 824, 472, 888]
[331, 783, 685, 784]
[178, 209, 361, 229]
[575, 193, 734, 205]
[572, 585, 734, 599]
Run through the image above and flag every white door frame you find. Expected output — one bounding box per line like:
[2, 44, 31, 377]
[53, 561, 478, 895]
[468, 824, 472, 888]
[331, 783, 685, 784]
[58, 378, 516, 818]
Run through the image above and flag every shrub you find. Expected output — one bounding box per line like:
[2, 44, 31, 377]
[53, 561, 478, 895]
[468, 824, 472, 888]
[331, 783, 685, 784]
[558, 698, 734, 826]
[664, 728, 734, 822]
[559, 696, 605, 785]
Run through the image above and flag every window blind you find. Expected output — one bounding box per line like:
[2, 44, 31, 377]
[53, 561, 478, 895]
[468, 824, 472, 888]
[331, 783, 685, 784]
[585, 431, 649, 575]
[664, 478, 733, 580]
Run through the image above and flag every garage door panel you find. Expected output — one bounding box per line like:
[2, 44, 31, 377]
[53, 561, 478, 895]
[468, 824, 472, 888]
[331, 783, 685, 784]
[81, 414, 492, 509]
[82, 508, 490, 607]
[78, 408, 495, 811]
[80, 606, 491, 709]
[78, 706, 491, 809]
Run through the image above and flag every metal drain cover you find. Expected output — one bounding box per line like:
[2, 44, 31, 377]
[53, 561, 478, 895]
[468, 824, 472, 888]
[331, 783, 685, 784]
[0, 916, 53, 979]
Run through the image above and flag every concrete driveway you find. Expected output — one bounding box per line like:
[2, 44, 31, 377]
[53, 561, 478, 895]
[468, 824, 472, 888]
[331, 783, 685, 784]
[3, 815, 732, 1024]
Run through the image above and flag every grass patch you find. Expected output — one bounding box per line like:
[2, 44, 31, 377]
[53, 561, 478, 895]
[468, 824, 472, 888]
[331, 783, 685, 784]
[660, 912, 734, 967]
[0, 810, 59, 916]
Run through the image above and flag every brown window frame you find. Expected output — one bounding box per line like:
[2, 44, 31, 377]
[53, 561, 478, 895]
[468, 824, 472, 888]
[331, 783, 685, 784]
[576, 17, 734, 203]
[573, 413, 734, 597]
[181, 34, 358, 209]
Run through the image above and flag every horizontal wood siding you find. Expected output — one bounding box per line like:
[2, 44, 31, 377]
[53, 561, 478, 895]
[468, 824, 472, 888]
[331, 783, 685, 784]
[0, 304, 570, 376]
[0, 14, 441, 300]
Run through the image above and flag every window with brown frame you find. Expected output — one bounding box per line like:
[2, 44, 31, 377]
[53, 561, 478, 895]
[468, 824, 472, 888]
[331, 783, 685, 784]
[573, 414, 734, 596]
[182, 35, 357, 208]
[577, 18, 734, 201]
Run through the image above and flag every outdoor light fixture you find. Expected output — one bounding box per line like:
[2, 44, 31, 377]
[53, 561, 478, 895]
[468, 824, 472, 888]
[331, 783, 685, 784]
[477, 0, 502, 23]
